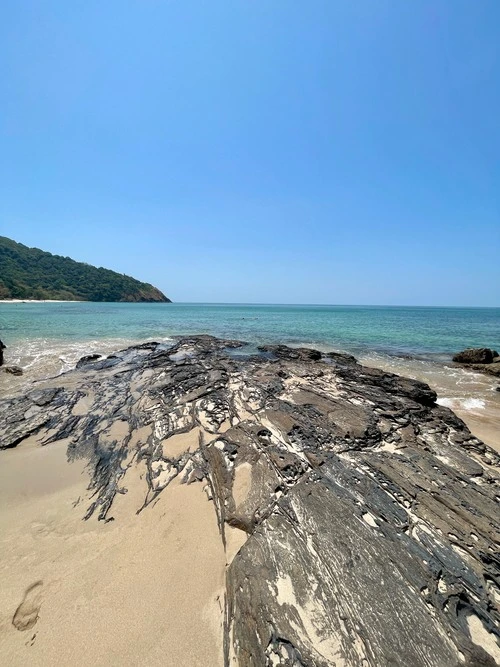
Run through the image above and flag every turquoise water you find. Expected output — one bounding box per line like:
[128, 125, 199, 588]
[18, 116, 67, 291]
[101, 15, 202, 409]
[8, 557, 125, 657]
[1, 302, 499, 359]
[1, 302, 499, 447]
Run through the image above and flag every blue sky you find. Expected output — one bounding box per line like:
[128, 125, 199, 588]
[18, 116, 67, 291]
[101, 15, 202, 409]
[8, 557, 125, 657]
[1, 1, 499, 305]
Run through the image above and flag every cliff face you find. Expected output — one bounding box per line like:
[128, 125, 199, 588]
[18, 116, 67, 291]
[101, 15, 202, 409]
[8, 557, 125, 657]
[1, 337, 499, 665]
[0, 236, 171, 302]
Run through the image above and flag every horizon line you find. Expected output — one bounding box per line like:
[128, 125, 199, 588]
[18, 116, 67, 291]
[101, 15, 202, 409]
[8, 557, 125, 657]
[168, 301, 500, 309]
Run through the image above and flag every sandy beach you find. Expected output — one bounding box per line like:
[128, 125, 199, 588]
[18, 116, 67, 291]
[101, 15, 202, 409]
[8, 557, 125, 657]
[0, 429, 227, 666]
[1, 336, 499, 666]
[0, 337, 500, 667]
[2, 1, 499, 662]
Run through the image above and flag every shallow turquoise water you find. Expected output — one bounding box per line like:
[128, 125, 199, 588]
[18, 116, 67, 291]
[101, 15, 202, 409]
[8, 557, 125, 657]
[1, 303, 499, 447]
[1, 302, 499, 359]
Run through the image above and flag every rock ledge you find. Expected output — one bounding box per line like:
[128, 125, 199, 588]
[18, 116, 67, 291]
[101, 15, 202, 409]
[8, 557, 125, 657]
[1, 336, 499, 666]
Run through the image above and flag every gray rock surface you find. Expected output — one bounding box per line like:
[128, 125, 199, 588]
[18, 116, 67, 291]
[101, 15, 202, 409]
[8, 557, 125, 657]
[1, 335, 499, 666]
[75, 353, 103, 369]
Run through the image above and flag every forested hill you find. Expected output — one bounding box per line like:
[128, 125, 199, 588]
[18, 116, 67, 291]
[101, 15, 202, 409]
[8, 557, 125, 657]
[0, 236, 171, 302]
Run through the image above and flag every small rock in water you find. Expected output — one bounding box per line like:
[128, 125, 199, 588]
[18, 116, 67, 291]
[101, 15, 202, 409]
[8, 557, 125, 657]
[1, 366, 23, 376]
[453, 348, 496, 364]
[0, 339, 6, 366]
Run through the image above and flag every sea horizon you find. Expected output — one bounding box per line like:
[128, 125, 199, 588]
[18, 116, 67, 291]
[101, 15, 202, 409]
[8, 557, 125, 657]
[2, 299, 499, 309]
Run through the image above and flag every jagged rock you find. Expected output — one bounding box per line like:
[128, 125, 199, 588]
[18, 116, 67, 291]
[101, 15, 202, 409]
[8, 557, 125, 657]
[0, 339, 5, 366]
[76, 353, 102, 369]
[1, 365, 23, 376]
[1, 336, 499, 666]
[453, 348, 497, 364]
[258, 344, 322, 361]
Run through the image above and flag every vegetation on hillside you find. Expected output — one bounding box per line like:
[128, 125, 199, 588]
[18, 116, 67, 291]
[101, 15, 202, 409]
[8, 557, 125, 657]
[0, 236, 171, 302]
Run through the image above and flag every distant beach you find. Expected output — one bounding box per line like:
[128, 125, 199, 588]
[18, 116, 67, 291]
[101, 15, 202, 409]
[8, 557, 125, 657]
[0, 299, 86, 303]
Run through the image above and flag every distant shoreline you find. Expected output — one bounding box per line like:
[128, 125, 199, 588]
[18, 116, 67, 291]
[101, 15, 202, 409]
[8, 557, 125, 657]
[0, 299, 171, 304]
[0, 299, 175, 304]
[0, 299, 88, 303]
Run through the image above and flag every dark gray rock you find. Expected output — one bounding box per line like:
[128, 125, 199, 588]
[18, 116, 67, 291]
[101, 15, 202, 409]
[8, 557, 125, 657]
[0, 339, 5, 366]
[1, 335, 499, 665]
[453, 348, 496, 364]
[1, 365, 23, 376]
[76, 353, 102, 369]
[258, 344, 322, 361]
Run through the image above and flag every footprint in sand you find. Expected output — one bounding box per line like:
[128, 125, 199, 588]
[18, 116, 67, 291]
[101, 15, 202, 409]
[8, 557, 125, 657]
[12, 581, 43, 631]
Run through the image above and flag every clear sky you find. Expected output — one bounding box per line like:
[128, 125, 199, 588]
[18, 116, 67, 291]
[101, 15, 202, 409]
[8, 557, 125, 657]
[1, 1, 499, 305]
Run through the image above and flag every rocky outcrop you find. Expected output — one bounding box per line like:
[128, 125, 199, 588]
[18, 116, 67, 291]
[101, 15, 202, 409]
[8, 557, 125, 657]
[75, 354, 103, 369]
[1, 336, 499, 666]
[0, 339, 23, 374]
[453, 348, 500, 378]
[453, 348, 498, 364]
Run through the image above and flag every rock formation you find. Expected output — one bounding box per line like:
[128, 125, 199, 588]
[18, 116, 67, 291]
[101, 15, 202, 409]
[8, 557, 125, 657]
[1, 336, 499, 666]
[453, 348, 500, 378]
[453, 348, 498, 365]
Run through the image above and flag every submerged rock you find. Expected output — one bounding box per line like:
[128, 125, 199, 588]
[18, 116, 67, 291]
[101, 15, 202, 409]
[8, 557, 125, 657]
[0, 336, 499, 666]
[1, 365, 23, 376]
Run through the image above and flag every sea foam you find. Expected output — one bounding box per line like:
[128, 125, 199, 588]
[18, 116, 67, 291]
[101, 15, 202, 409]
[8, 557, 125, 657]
[437, 397, 486, 411]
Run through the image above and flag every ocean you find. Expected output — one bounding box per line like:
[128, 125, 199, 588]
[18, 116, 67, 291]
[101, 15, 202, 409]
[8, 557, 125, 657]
[1, 302, 499, 448]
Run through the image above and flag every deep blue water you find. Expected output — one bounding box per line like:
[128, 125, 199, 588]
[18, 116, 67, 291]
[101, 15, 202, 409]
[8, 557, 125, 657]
[1, 302, 499, 360]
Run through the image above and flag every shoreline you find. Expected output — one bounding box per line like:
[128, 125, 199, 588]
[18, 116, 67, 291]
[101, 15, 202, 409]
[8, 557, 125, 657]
[1, 335, 499, 665]
[0, 300, 168, 304]
[360, 354, 500, 452]
[0, 299, 88, 303]
[1, 335, 499, 452]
